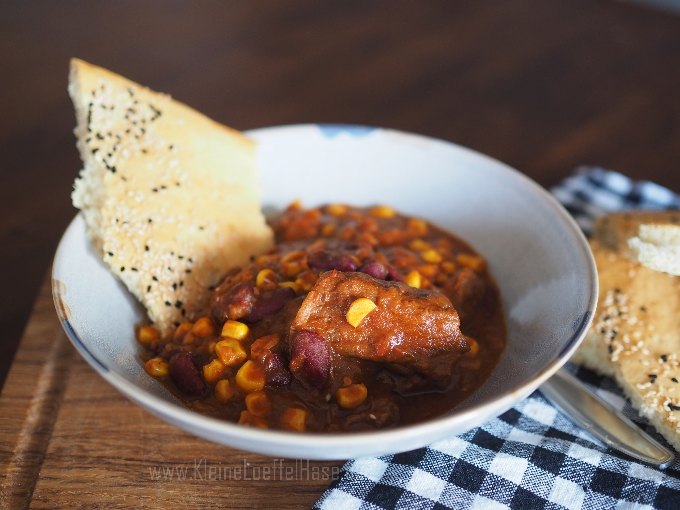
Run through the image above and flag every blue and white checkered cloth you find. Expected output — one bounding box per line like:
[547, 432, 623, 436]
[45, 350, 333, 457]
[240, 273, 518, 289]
[314, 167, 680, 510]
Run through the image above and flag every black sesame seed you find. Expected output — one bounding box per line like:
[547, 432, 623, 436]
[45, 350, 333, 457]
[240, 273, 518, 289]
[600, 329, 606, 334]
[672, 405, 680, 411]
[146, 245, 150, 251]
[142, 149, 147, 154]
[615, 288, 621, 293]
[147, 285, 151, 292]
[173, 283, 177, 290]
[148, 218, 153, 223]
[178, 255, 184, 259]
[186, 269, 192, 273]
[167, 267, 172, 271]
[152, 189, 158, 193]
[165, 301, 172, 306]
[673, 378, 679, 383]
[180, 281, 184, 287]
[169, 145, 174, 150]
[131, 268, 138, 272]
[152, 276, 158, 281]
[188, 258, 193, 263]
[661, 354, 668, 362]
[608, 345, 613, 354]
[121, 176, 127, 181]
[640, 306, 647, 312]
[250, 255, 255, 262]
[649, 374, 658, 379]
[199, 226, 204, 230]
[111, 167, 116, 173]
[107, 252, 113, 256]
[121, 267, 125, 272]
[181, 309, 186, 316]
[91, 148, 99, 154]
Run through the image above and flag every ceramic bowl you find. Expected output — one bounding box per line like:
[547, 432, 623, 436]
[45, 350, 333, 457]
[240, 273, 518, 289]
[52, 124, 597, 460]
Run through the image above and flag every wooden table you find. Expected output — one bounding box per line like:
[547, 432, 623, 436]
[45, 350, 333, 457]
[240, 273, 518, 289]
[2, 1, 680, 507]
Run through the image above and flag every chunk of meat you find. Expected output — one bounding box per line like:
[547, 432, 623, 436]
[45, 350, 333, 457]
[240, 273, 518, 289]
[443, 267, 486, 325]
[290, 271, 468, 382]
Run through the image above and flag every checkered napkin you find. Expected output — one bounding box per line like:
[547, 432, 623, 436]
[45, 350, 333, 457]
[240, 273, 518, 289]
[314, 167, 680, 510]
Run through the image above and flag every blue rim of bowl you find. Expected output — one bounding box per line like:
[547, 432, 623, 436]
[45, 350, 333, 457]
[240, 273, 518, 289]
[52, 123, 598, 457]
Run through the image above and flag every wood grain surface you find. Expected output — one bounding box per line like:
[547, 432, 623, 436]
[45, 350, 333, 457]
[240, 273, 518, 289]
[1, 1, 680, 507]
[0, 276, 343, 509]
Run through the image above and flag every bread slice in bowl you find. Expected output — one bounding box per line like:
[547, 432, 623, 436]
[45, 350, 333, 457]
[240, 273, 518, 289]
[69, 59, 274, 336]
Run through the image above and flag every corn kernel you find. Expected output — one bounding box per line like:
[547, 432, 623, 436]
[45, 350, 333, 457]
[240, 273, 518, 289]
[202, 359, 227, 384]
[457, 253, 486, 272]
[238, 410, 268, 428]
[245, 391, 272, 417]
[441, 261, 457, 274]
[465, 336, 480, 356]
[295, 270, 318, 291]
[418, 264, 439, 279]
[336, 383, 368, 409]
[281, 407, 309, 432]
[256, 268, 277, 288]
[138, 326, 159, 343]
[346, 298, 377, 327]
[421, 249, 443, 264]
[278, 281, 301, 293]
[321, 223, 337, 237]
[407, 218, 428, 235]
[214, 379, 233, 403]
[256, 254, 280, 268]
[369, 205, 396, 218]
[409, 239, 432, 252]
[221, 320, 249, 340]
[405, 270, 422, 288]
[326, 204, 347, 216]
[144, 358, 169, 377]
[235, 360, 266, 392]
[173, 321, 194, 341]
[281, 250, 304, 263]
[192, 317, 216, 337]
[215, 338, 248, 366]
[182, 332, 196, 345]
[287, 199, 303, 211]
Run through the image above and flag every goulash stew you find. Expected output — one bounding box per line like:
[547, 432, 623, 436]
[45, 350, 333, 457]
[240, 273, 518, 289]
[138, 203, 507, 432]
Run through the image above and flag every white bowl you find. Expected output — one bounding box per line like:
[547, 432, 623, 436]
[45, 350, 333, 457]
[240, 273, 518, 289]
[52, 124, 597, 460]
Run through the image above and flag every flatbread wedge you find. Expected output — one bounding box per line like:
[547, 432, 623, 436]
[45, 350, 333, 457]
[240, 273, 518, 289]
[571, 212, 680, 451]
[69, 59, 274, 336]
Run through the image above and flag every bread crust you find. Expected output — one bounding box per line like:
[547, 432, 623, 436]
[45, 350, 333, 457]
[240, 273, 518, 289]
[571, 214, 680, 452]
[69, 59, 274, 336]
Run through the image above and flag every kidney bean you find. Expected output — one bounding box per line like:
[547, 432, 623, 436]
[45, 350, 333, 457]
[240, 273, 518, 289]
[385, 265, 405, 283]
[359, 260, 388, 280]
[307, 251, 358, 272]
[289, 330, 331, 390]
[264, 353, 292, 388]
[245, 286, 296, 323]
[169, 352, 207, 397]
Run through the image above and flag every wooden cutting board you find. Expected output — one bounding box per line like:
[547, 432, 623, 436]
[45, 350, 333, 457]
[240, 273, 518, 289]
[0, 276, 342, 509]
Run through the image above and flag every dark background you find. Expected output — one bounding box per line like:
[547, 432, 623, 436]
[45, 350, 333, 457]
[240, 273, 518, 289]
[1, 0, 680, 387]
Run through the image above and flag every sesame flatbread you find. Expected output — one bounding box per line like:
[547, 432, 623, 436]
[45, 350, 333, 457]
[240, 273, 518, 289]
[69, 59, 274, 336]
[571, 221, 680, 451]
